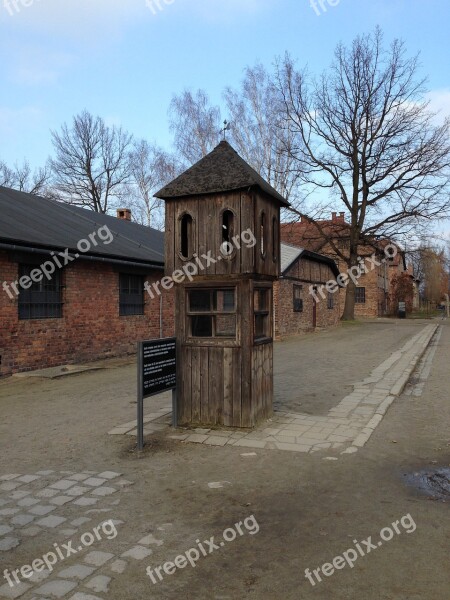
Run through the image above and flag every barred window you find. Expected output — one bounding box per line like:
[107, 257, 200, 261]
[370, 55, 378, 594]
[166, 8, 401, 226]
[119, 274, 144, 316]
[355, 287, 366, 304]
[18, 264, 63, 320]
[293, 285, 303, 312]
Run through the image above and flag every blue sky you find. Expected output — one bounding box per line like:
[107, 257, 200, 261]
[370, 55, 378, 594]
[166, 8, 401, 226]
[1, 0, 450, 176]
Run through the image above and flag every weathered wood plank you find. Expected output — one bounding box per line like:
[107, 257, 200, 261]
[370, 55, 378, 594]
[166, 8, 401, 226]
[191, 347, 201, 423]
[223, 347, 233, 426]
[200, 348, 209, 424]
[232, 347, 242, 427]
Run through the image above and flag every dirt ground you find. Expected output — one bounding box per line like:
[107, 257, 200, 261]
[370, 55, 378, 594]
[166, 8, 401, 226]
[0, 320, 448, 600]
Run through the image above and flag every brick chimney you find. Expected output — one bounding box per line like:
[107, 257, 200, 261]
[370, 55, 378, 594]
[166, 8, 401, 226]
[117, 208, 131, 221]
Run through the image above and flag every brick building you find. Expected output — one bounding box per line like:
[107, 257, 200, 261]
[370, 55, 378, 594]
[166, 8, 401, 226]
[274, 243, 341, 338]
[281, 213, 408, 318]
[0, 186, 174, 376]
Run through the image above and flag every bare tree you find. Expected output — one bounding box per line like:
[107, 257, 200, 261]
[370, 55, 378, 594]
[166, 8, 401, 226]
[276, 28, 450, 319]
[0, 159, 52, 196]
[169, 90, 221, 166]
[50, 110, 133, 213]
[408, 243, 448, 303]
[126, 139, 181, 230]
[224, 63, 302, 205]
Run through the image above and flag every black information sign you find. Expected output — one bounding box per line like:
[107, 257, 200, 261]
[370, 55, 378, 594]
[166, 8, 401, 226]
[137, 337, 177, 451]
[140, 338, 177, 398]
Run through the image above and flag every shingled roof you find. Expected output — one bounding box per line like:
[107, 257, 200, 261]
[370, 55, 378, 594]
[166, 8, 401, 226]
[155, 141, 289, 206]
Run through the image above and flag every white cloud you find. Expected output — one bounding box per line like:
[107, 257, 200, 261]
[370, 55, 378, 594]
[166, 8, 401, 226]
[426, 89, 450, 123]
[10, 50, 74, 86]
[0, 0, 142, 40]
[0, 0, 270, 38]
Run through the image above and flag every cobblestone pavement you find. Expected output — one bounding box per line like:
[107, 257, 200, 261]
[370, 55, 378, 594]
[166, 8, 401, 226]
[0, 470, 169, 600]
[110, 324, 438, 456]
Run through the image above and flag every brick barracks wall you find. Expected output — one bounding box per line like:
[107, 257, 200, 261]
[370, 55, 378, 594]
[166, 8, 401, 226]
[0, 251, 175, 376]
[333, 259, 388, 318]
[274, 256, 340, 339]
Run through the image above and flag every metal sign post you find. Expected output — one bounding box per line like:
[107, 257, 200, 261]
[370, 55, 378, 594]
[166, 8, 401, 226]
[137, 337, 177, 451]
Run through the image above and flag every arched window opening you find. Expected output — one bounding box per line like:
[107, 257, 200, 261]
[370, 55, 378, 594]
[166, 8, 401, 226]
[272, 216, 278, 262]
[260, 211, 266, 257]
[180, 213, 193, 259]
[221, 209, 235, 256]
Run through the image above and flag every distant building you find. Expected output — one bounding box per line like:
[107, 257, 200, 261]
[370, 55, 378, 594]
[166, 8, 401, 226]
[281, 213, 410, 318]
[275, 243, 341, 338]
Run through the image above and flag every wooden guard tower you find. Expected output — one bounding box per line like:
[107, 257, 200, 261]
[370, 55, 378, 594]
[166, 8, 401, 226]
[156, 141, 289, 428]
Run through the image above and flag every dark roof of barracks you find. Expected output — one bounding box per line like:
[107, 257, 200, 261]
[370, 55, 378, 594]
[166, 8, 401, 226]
[155, 141, 289, 206]
[0, 186, 165, 269]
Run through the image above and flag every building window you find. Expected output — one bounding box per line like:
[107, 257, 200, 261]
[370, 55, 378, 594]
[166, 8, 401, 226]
[260, 211, 266, 257]
[18, 264, 63, 320]
[254, 287, 271, 340]
[119, 274, 144, 316]
[272, 216, 278, 262]
[327, 292, 334, 309]
[188, 288, 236, 338]
[220, 209, 235, 256]
[180, 213, 193, 259]
[355, 287, 366, 304]
[293, 285, 303, 312]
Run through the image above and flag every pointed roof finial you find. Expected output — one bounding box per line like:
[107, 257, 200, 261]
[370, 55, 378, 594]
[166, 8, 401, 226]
[221, 120, 231, 141]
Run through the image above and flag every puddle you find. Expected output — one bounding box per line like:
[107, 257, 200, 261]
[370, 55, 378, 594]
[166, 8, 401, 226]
[404, 467, 450, 500]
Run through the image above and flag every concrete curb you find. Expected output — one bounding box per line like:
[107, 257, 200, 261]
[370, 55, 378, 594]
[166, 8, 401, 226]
[342, 324, 439, 455]
[390, 325, 438, 397]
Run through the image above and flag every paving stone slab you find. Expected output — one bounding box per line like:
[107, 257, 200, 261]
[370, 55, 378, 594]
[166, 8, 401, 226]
[85, 575, 111, 593]
[82, 478, 107, 487]
[36, 515, 67, 528]
[0, 581, 32, 599]
[121, 545, 153, 560]
[10, 514, 35, 526]
[0, 537, 20, 551]
[17, 497, 40, 507]
[0, 482, 22, 491]
[28, 505, 56, 516]
[109, 559, 127, 574]
[16, 475, 40, 484]
[137, 533, 164, 546]
[73, 497, 98, 507]
[0, 508, 20, 516]
[57, 565, 96, 580]
[83, 551, 115, 567]
[50, 496, 73, 506]
[66, 487, 90, 497]
[91, 487, 116, 497]
[0, 524, 13, 535]
[21, 526, 42, 537]
[49, 480, 76, 491]
[9, 491, 31, 500]
[70, 517, 91, 527]
[96, 472, 121, 480]
[68, 593, 103, 600]
[33, 579, 77, 598]
[36, 489, 60, 499]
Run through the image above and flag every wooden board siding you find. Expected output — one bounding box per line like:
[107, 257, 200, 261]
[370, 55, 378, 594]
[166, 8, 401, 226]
[177, 345, 245, 427]
[165, 190, 280, 279]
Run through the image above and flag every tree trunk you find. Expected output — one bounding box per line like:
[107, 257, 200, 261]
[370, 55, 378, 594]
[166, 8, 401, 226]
[341, 278, 356, 321]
